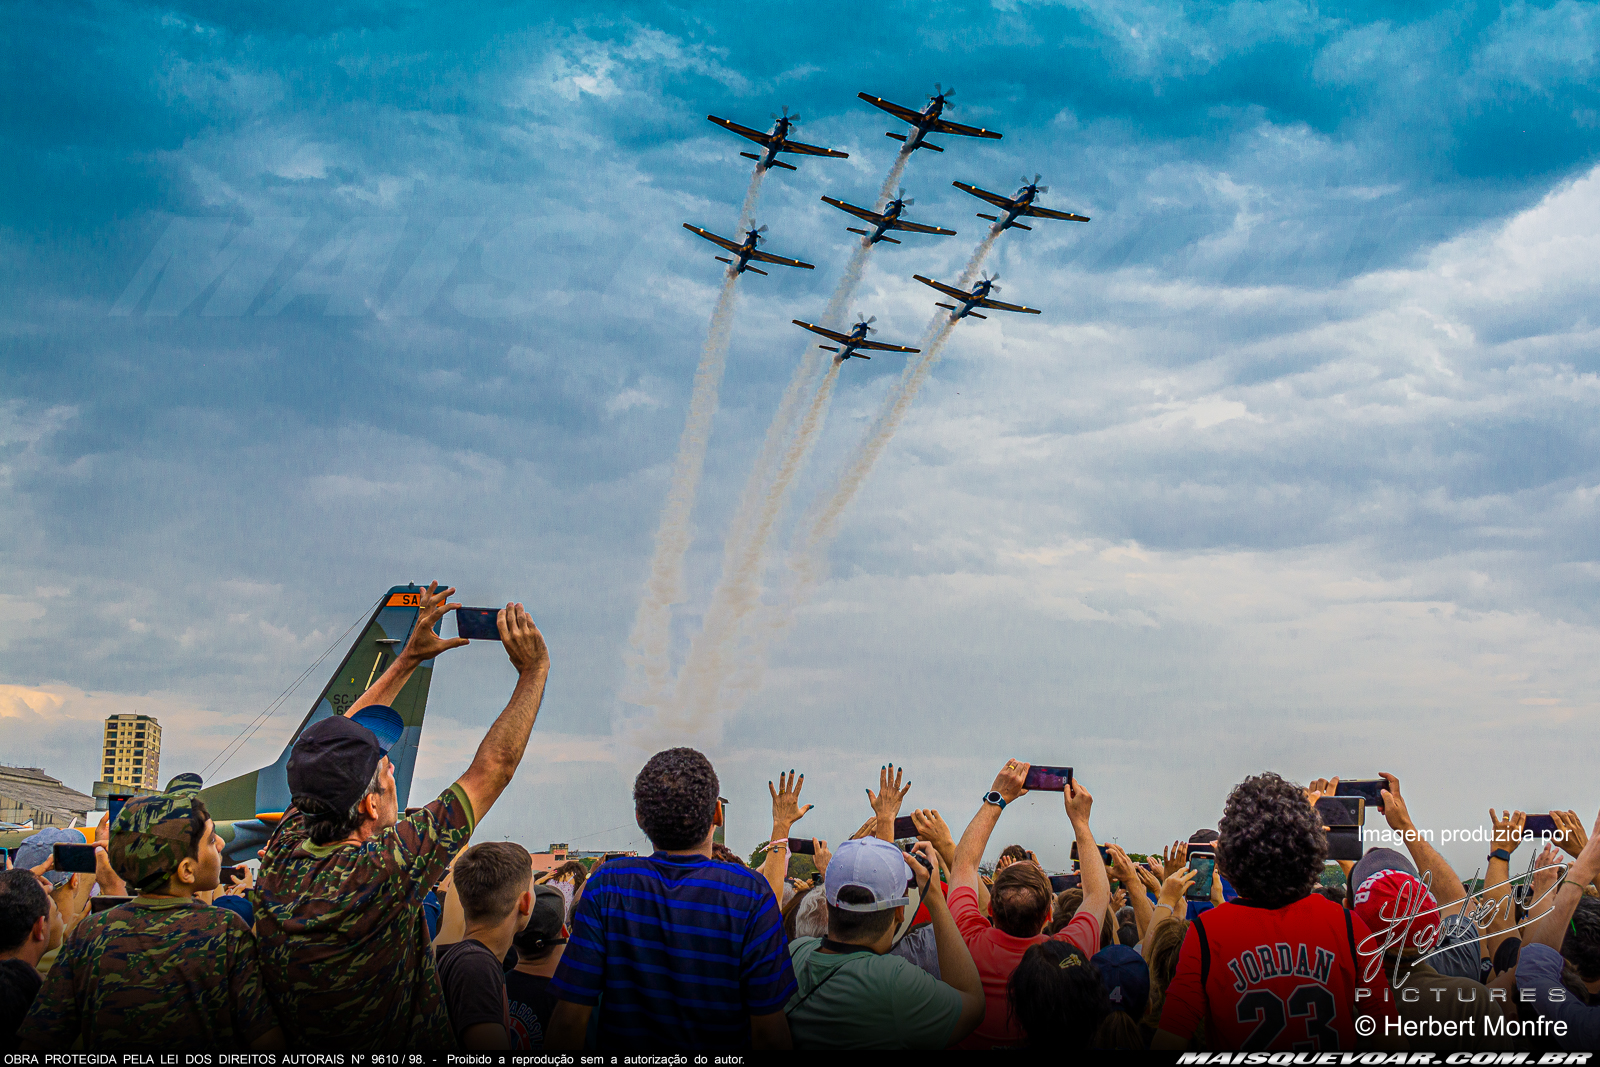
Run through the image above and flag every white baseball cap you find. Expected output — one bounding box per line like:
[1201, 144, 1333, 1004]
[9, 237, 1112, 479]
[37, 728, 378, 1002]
[825, 837, 912, 912]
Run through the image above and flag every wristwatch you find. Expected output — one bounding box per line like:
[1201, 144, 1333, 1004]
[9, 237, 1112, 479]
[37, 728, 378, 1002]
[1488, 848, 1512, 862]
[982, 790, 1007, 810]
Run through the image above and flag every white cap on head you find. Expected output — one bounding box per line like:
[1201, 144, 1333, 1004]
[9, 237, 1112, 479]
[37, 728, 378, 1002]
[824, 837, 912, 912]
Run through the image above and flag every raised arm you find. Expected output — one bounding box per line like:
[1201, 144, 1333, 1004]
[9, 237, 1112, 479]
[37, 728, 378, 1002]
[1378, 772, 1466, 914]
[1108, 844, 1152, 938]
[1527, 809, 1600, 951]
[953, 760, 1029, 893]
[455, 604, 551, 821]
[867, 764, 912, 842]
[1067, 779, 1111, 927]
[907, 842, 986, 1042]
[763, 771, 813, 902]
[349, 582, 468, 717]
[1551, 810, 1600, 889]
[1481, 809, 1526, 960]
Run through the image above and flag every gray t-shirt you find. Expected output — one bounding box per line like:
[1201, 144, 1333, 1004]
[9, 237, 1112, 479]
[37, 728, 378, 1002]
[785, 937, 963, 1050]
[1427, 913, 1482, 980]
[889, 925, 941, 979]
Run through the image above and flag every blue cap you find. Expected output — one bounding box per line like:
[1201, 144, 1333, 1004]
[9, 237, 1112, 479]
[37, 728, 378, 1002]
[1093, 944, 1150, 1019]
[16, 827, 84, 887]
[350, 705, 404, 754]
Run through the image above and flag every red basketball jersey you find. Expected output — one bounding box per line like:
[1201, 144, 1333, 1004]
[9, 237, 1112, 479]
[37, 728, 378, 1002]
[1158, 894, 1397, 1050]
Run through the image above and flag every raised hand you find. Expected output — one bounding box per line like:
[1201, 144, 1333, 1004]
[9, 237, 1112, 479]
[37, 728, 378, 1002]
[1157, 866, 1197, 912]
[769, 770, 813, 832]
[814, 839, 832, 878]
[912, 808, 952, 848]
[1551, 810, 1590, 859]
[1307, 777, 1339, 809]
[1106, 843, 1139, 886]
[499, 603, 550, 675]
[1530, 843, 1566, 903]
[867, 763, 913, 820]
[990, 760, 1029, 804]
[1065, 778, 1094, 825]
[1161, 841, 1188, 879]
[404, 582, 469, 661]
[1489, 809, 1526, 854]
[906, 841, 941, 894]
[1136, 862, 1162, 894]
[1379, 772, 1409, 827]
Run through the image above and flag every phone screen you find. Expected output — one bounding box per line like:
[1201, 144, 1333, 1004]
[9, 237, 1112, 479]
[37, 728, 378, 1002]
[88, 895, 133, 914]
[1022, 765, 1072, 792]
[1049, 874, 1080, 892]
[220, 866, 247, 886]
[454, 608, 503, 641]
[786, 838, 816, 856]
[1185, 850, 1216, 901]
[1315, 796, 1364, 828]
[53, 843, 99, 874]
[1336, 779, 1386, 812]
[108, 797, 128, 825]
[891, 816, 917, 840]
[1522, 814, 1559, 840]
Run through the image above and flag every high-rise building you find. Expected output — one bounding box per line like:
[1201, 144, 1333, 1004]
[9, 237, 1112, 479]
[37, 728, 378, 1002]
[102, 714, 161, 791]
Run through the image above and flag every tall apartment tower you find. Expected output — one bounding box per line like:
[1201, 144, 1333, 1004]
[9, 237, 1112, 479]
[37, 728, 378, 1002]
[102, 714, 161, 792]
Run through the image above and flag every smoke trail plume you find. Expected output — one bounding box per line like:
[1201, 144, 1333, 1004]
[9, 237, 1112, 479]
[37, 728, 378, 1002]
[621, 168, 764, 708]
[652, 148, 918, 728]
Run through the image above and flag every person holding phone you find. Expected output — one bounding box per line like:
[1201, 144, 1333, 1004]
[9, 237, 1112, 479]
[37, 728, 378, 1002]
[948, 760, 1111, 1049]
[1152, 773, 1404, 1052]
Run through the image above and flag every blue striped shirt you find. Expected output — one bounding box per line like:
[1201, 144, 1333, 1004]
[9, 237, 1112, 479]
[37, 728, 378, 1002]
[550, 852, 796, 1049]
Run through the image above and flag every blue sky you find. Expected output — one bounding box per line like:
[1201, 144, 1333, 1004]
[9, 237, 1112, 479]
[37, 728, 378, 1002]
[4, 0, 1600, 867]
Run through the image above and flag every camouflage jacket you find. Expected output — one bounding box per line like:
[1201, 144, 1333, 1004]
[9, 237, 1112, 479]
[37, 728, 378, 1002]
[18, 896, 277, 1050]
[251, 782, 474, 1050]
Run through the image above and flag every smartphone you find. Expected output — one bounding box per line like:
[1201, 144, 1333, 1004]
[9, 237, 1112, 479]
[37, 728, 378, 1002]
[1325, 830, 1365, 862]
[53, 843, 99, 874]
[454, 608, 502, 641]
[892, 816, 917, 840]
[1315, 796, 1364, 829]
[787, 838, 816, 856]
[1185, 845, 1216, 901]
[1336, 779, 1386, 812]
[219, 865, 247, 886]
[108, 797, 128, 825]
[88, 895, 133, 914]
[1049, 873, 1081, 892]
[1023, 765, 1073, 792]
[1522, 814, 1559, 840]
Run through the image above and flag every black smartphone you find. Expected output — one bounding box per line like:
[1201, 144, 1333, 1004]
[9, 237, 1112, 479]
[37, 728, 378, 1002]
[108, 797, 128, 825]
[1023, 765, 1072, 792]
[787, 838, 816, 856]
[1522, 814, 1559, 841]
[220, 865, 247, 886]
[892, 816, 917, 840]
[455, 608, 502, 641]
[1185, 845, 1216, 901]
[88, 895, 133, 914]
[53, 843, 99, 873]
[1336, 779, 1386, 812]
[1315, 796, 1364, 829]
[1049, 873, 1081, 892]
[1325, 830, 1365, 862]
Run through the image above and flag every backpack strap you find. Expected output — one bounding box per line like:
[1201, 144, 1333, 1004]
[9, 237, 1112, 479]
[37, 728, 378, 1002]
[1194, 912, 1211, 987]
[1343, 906, 1359, 970]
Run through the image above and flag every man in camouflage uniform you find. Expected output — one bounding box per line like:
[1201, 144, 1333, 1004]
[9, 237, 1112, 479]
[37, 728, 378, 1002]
[251, 584, 551, 1050]
[17, 786, 282, 1050]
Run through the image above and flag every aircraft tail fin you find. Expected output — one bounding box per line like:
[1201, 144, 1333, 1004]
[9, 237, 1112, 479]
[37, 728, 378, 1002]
[199, 585, 440, 828]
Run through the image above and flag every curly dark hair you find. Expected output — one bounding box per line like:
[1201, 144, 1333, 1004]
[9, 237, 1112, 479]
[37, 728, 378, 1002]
[633, 747, 720, 851]
[1563, 897, 1600, 982]
[1217, 772, 1325, 909]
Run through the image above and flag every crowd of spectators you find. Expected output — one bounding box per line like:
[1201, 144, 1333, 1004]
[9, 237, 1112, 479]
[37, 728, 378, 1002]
[3, 584, 1599, 1051]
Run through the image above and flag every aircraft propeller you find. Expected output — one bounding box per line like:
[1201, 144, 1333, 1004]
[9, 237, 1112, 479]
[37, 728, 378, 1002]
[980, 272, 1001, 292]
[931, 83, 955, 103]
[855, 312, 878, 333]
[1021, 173, 1049, 193]
[895, 186, 915, 206]
[772, 106, 801, 125]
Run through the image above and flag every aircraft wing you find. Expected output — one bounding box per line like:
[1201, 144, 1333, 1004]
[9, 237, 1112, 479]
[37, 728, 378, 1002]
[1023, 204, 1091, 222]
[682, 224, 742, 253]
[890, 218, 957, 236]
[793, 319, 851, 344]
[952, 181, 1017, 209]
[782, 138, 848, 159]
[913, 274, 970, 300]
[749, 249, 816, 269]
[821, 196, 884, 224]
[933, 118, 1003, 139]
[707, 115, 770, 146]
[976, 297, 1042, 314]
[858, 93, 925, 124]
[856, 337, 921, 353]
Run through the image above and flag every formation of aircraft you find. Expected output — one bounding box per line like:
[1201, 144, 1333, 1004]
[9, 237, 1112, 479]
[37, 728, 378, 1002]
[953, 175, 1090, 232]
[820, 189, 956, 245]
[706, 108, 849, 172]
[858, 84, 1003, 154]
[792, 316, 921, 361]
[682, 223, 816, 276]
[681, 84, 1088, 353]
[914, 274, 1041, 320]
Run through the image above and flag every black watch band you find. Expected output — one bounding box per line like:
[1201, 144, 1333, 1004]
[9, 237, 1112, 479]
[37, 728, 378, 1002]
[1488, 848, 1512, 862]
[982, 791, 1007, 810]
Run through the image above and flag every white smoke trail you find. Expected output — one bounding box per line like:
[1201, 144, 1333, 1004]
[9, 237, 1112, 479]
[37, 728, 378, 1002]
[652, 148, 919, 728]
[621, 168, 764, 708]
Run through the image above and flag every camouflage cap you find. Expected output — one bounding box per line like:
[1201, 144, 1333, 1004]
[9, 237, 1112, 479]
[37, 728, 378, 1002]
[164, 772, 205, 794]
[110, 790, 207, 893]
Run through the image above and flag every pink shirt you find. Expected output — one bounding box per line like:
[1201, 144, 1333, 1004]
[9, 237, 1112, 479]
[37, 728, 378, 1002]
[947, 884, 1101, 1049]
